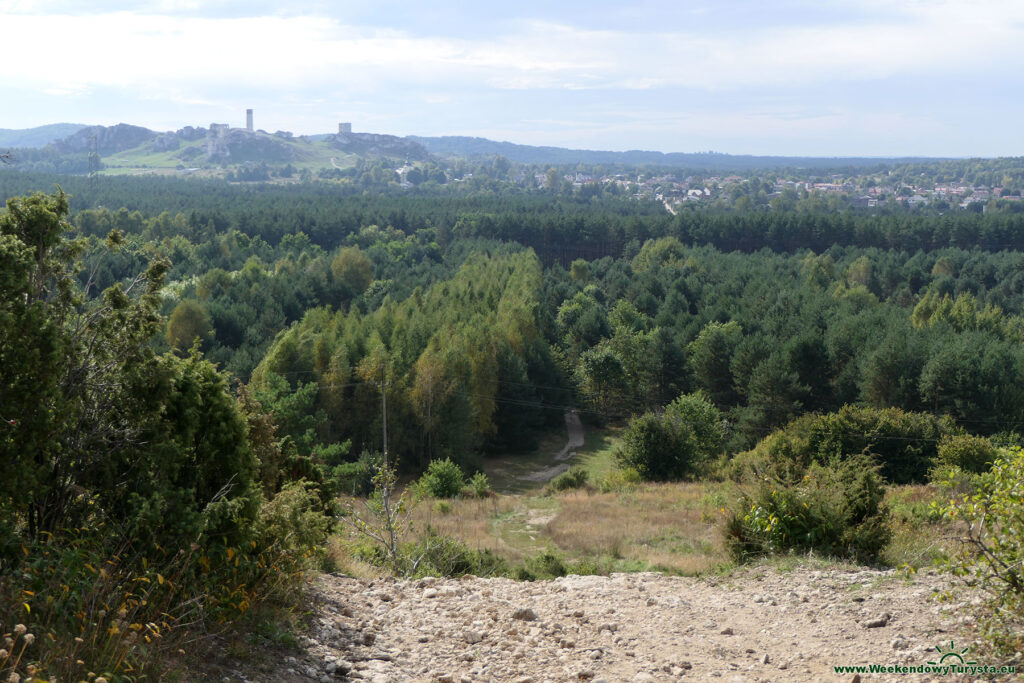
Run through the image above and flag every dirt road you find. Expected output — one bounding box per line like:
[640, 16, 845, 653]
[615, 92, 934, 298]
[518, 412, 585, 484]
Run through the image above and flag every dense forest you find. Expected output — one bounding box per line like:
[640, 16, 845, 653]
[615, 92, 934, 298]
[4, 156, 1024, 677]
[3, 168, 1024, 467]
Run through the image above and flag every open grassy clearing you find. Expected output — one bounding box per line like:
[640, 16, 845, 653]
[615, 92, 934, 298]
[334, 426, 961, 580]
[336, 480, 955, 579]
[104, 138, 208, 169]
[333, 481, 730, 577]
[409, 495, 558, 563]
[568, 424, 621, 482]
[542, 483, 730, 574]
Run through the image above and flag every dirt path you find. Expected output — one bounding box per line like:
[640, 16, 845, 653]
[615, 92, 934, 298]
[518, 412, 585, 483]
[229, 565, 999, 682]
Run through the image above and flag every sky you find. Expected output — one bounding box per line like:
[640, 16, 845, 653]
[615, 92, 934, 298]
[1, 0, 1023, 157]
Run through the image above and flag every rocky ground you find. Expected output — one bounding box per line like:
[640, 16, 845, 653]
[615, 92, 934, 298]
[217, 565, 1016, 683]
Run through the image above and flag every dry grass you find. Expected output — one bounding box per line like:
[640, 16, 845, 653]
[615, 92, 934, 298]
[408, 495, 523, 556]
[544, 483, 728, 574]
[325, 534, 387, 579]
[331, 494, 542, 564]
[361, 481, 734, 576]
[333, 441, 962, 581]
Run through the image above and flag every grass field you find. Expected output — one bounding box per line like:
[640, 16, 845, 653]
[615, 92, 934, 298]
[335, 424, 959, 580]
[99, 138, 358, 176]
[104, 139, 209, 170]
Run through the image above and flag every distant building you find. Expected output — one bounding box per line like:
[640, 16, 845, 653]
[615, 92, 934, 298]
[246, 109, 254, 132]
[338, 122, 352, 134]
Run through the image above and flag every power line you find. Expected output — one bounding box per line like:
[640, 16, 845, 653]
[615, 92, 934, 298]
[252, 369, 1024, 431]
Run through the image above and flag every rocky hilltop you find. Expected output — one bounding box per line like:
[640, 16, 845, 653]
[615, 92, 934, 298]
[53, 123, 157, 155]
[203, 126, 300, 163]
[328, 131, 429, 161]
[213, 566, 994, 683]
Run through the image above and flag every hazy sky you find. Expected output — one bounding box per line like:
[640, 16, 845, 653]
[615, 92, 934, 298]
[2, 0, 1023, 156]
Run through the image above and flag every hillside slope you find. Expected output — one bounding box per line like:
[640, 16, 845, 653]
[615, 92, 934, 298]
[0, 123, 88, 148]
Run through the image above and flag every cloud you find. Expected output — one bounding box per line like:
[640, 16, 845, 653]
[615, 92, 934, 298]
[5, 2, 1024, 101]
[2, 0, 1022, 154]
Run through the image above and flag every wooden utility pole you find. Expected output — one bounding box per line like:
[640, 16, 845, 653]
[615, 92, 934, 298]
[381, 366, 389, 466]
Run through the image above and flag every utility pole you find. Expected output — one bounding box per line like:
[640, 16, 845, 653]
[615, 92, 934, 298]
[381, 366, 389, 466]
[87, 133, 100, 180]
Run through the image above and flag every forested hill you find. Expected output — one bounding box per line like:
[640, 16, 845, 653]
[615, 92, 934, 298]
[407, 135, 943, 170]
[0, 123, 87, 148]
[3, 124, 941, 169]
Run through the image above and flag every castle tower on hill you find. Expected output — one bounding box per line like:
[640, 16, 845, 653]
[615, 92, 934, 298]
[246, 109, 254, 132]
[338, 122, 352, 134]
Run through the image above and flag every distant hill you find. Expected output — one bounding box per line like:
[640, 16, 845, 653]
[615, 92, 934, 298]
[1, 124, 430, 176]
[328, 131, 429, 161]
[407, 135, 944, 170]
[3, 123, 950, 175]
[53, 123, 160, 156]
[0, 124, 88, 149]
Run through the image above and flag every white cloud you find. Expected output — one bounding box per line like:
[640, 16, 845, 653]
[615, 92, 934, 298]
[4, 2, 1023, 100]
[1, 1, 1022, 154]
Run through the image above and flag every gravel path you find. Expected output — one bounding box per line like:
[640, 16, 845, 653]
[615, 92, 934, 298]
[230, 565, 1006, 683]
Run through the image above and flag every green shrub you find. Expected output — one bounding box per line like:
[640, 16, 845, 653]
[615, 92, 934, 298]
[514, 550, 568, 581]
[411, 529, 509, 578]
[734, 406, 960, 485]
[351, 528, 508, 578]
[934, 434, 998, 474]
[256, 480, 334, 570]
[548, 466, 589, 492]
[332, 451, 377, 497]
[340, 459, 413, 575]
[598, 467, 641, 493]
[568, 556, 616, 576]
[990, 431, 1024, 448]
[929, 464, 984, 499]
[418, 458, 465, 498]
[724, 452, 891, 563]
[0, 191, 333, 678]
[940, 446, 1024, 656]
[465, 471, 492, 498]
[616, 391, 723, 481]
